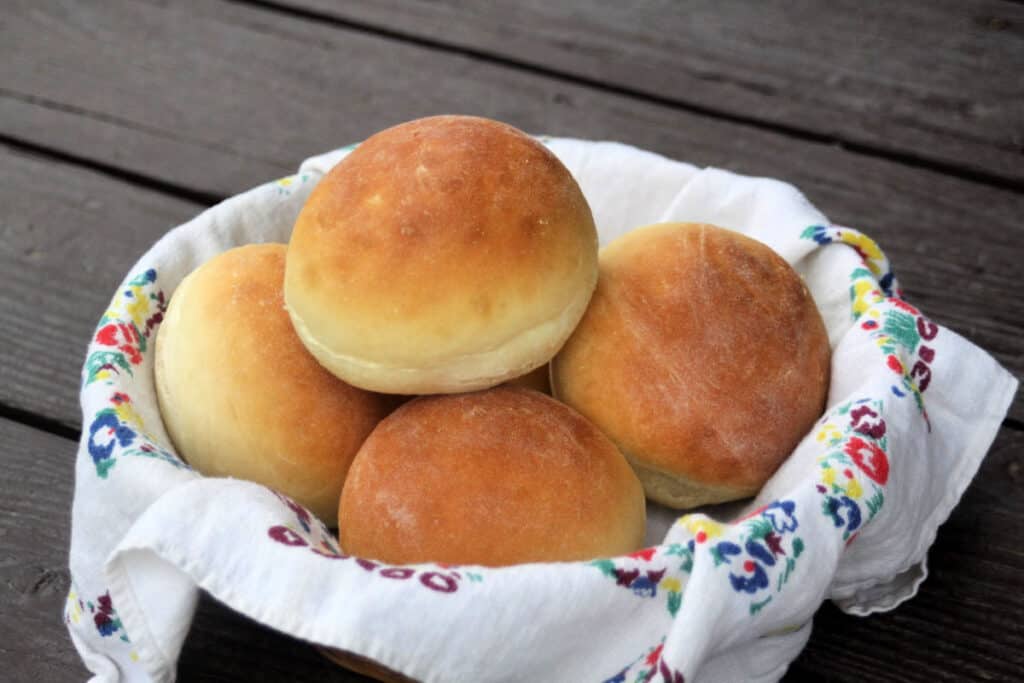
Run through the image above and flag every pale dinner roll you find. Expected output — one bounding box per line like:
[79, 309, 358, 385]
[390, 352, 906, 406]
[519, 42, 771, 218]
[552, 223, 831, 509]
[285, 115, 598, 395]
[338, 387, 646, 566]
[155, 244, 392, 525]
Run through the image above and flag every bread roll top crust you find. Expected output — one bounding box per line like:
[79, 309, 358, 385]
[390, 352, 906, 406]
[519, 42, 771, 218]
[553, 223, 831, 500]
[339, 387, 646, 566]
[285, 116, 598, 381]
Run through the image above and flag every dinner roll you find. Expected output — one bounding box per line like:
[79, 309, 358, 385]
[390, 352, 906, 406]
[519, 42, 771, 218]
[155, 244, 392, 525]
[285, 115, 598, 395]
[552, 223, 830, 509]
[339, 387, 646, 565]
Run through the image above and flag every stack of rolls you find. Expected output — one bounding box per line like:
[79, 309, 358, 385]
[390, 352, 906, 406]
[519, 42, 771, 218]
[154, 115, 831, 579]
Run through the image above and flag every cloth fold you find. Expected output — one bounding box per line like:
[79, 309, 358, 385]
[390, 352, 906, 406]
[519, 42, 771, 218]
[65, 139, 1017, 683]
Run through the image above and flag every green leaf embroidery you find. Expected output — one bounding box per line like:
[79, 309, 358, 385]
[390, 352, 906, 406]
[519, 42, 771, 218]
[95, 458, 115, 479]
[667, 591, 682, 617]
[882, 310, 920, 352]
[750, 596, 772, 615]
[746, 518, 772, 540]
[84, 351, 133, 385]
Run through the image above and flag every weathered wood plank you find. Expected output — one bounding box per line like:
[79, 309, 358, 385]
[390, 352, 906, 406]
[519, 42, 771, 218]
[273, 0, 1024, 187]
[0, 1, 1021, 427]
[3, 414, 1021, 680]
[0, 418, 86, 683]
[0, 144, 201, 429]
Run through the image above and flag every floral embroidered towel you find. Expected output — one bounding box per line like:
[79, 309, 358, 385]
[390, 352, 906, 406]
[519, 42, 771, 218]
[65, 139, 1018, 683]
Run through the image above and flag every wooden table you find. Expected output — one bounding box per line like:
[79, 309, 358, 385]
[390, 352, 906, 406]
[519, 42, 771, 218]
[2, 2, 1022, 681]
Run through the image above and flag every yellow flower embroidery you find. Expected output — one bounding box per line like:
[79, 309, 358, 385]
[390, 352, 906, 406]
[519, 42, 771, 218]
[851, 279, 884, 317]
[816, 423, 842, 443]
[844, 232, 886, 275]
[124, 291, 151, 328]
[66, 591, 82, 625]
[103, 282, 152, 331]
[113, 400, 143, 429]
[660, 577, 682, 593]
[678, 515, 725, 540]
[822, 467, 836, 487]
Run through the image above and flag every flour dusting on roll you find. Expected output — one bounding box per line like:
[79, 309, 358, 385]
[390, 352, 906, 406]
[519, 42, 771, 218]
[339, 387, 646, 566]
[552, 223, 831, 509]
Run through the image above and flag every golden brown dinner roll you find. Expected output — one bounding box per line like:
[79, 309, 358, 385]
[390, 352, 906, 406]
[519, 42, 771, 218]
[155, 244, 392, 525]
[285, 115, 598, 395]
[339, 387, 646, 565]
[552, 223, 830, 509]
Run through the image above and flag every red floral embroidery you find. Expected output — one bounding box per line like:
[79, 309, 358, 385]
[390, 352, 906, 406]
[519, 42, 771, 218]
[843, 437, 889, 485]
[94, 324, 118, 346]
[95, 322, 143, 365]
[628, 548, 657, 561]
[892, 299, 920, 316]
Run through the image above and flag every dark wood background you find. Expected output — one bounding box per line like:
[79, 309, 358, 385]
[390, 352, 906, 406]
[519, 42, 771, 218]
[2, 1, 1022, 680]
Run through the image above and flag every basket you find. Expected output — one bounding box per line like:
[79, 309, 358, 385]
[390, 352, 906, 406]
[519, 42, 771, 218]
[65, 139, 1017, 683]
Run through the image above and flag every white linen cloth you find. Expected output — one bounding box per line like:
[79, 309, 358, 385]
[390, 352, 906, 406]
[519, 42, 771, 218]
[64, 139, 1017, 683]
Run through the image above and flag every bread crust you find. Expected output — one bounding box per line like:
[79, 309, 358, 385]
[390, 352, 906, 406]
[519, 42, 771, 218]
[285, 115, 598, 394]
[155, 244, 392, 524]
[338, 387, 646, 565]
[552, 223, 831, 507]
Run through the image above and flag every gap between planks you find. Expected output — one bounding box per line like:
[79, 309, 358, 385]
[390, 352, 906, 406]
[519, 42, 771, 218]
[0, 402, 79, 441]
[225, 0, 1024, 194]
[0, 133, 225, 207]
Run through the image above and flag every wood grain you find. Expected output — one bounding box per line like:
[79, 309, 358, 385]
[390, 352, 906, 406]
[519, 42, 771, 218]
[270, 0, 1024, 187]
[0, 1, 1020, 428]
[0, 143, 201, 429]
[3, 413, 1020, 681]
[0, 417, 88, 682]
